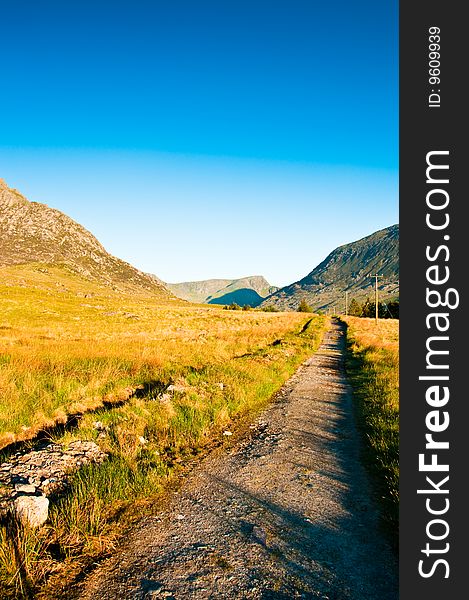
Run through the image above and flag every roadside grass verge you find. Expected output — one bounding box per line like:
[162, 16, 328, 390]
[0, 272, 326, 597]
[342, 316, 399, 550]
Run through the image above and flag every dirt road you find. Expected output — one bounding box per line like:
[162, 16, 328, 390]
[79, 320, 397, 599]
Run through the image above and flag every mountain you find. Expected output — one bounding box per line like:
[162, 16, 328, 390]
[166, 276, 278, 307]
[0, 178, 171, 298]
[261, 225, 399, 311]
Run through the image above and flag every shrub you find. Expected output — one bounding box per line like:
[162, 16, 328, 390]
[261, 305, 278, 312]
[298, 299, 312, 313]
[348, 298, 362, 316]
[223, 303, 241, 310]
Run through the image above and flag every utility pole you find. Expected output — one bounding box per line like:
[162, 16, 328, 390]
[371, 275, 383, 324]
[345, 291, 349, 316]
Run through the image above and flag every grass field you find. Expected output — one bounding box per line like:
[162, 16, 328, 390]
[342, 316, 399, 548]
[0, 264, 327, 597]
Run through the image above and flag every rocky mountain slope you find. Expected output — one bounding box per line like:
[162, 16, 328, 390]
[166, 275, 278, 307]
[0, 178, 171, 297]
[261, 225, 399, 311]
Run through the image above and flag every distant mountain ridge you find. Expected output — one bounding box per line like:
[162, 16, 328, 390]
[0, 178, 171, 297]
[261, 225, 399, 311]
[0, 179, 398, 311]
[166, 276, 278, 307]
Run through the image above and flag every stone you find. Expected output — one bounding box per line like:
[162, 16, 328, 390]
[252, 525, 267, 544]
[14, 495, 49, 528]
[145, 585, 163, 597]
[14, 483, 36, 494]
[166, 384, 186, 393]
[0, 440, 107, 513]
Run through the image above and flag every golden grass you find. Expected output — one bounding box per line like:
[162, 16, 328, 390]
[0, 264, 316, 448]
[342, 316, 399, 548]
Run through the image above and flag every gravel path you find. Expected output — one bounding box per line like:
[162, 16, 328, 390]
[79, 319, 397, 600]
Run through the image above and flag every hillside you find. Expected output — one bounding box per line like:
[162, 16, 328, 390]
[0, 178, 171, 298]
[261, 225, 399, 311]
[166, 275, 278, 307]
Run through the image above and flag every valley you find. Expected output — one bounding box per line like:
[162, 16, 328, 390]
[166, 276, 278, 307]
[0, 179, 398, 598]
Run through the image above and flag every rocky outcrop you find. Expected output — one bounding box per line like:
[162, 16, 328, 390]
[0, 178, 172, 297]
[0, 440, 107, 527]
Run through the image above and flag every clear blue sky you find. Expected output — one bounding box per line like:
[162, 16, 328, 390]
[0, 0, 397, 286]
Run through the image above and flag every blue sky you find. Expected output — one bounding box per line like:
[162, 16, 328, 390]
[0, 1, 398, 286]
